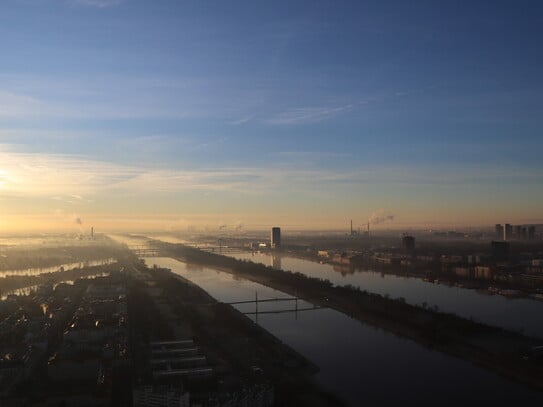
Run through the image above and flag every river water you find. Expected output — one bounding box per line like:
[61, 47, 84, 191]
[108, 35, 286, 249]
[0, 258, 117, 279]
[225, 251, 543, 338]
[0, 271, 112, 300]
[146, 256, 543, 406]
[142, 235, 543, 338]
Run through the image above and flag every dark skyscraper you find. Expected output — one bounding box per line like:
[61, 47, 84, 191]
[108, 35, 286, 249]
[402, 234, 415, 253]
[514, 225, 522, 239]
[504, 224, 513, 241]
[271, 227, 281, 249]
[528, 226, 536, 240]
[495, 224, 504, 240]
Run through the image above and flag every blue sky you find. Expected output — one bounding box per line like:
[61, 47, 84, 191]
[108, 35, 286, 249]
[0, 0, 542, 231]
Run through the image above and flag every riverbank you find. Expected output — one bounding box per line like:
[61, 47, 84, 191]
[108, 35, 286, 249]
[155, 241, 543, 392]
[232, 248, 543, 306]
[138, 261, 346, 406]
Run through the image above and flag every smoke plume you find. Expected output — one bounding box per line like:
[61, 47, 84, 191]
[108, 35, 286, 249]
[369, 210, 395, 225]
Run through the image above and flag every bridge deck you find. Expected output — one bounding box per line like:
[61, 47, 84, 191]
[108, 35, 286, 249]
[243, 306, 322, 315]
[226, 297, 298, 305]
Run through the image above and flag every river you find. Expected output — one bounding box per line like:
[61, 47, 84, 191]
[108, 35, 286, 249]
[0, 258, 117, 279]
[143, 235, 543, 338]
[146, 256, 543, 406]
[221, 250, 543, 338]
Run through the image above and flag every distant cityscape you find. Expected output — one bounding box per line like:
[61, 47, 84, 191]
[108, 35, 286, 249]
[495, 223, 537, 241]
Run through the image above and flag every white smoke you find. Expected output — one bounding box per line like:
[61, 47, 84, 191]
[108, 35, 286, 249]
[369, 209, 395, 225]
[234, 221, 244, 232]
[72, 214, 84, 234]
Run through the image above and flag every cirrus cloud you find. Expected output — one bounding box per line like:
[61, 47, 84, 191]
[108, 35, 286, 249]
[72, 0, 124, 7]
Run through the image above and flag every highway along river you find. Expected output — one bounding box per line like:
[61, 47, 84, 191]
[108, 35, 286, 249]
[145, 256, 543, 406]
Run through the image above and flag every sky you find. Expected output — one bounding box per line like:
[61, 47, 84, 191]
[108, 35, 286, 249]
[0, 0, 542, 233]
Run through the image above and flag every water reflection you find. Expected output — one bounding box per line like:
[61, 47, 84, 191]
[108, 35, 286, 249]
[1, 285, 40, 299]
[0, 271, 112, 300]
[333, 263, 353, 276]
[271, 255, 281, 270]
[0, 258, 116, 278]
[186, 263, 204, 272]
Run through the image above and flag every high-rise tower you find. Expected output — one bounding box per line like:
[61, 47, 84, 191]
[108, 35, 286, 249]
[271, 227, 281, 249]
[504, 224, 512, 241]
[495, 224, 504, 240]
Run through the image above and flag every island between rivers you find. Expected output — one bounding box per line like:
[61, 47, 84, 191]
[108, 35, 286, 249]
[153, 240, 543, 391]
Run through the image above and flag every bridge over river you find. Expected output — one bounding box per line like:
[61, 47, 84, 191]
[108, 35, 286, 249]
[225, 295, 322, 318]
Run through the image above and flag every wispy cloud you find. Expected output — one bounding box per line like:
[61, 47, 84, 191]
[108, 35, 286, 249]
[265, 104, 355, 125]
[72, 0, 124, 7]
[1, 145, 542, 204]
[227, 116, 253, 126]
[0, 144, 372, 201]
[275, 151, 351, 159]
[0, 146, 300, 198]
[0, 146, 136, 197]
[0, 91, 42, 118]
[0, 88, 197, 120]
[0, 73, 263, 121]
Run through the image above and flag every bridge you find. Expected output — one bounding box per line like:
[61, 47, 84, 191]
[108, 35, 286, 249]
[242, 306, 322, 316]
[226, 297, 299, 305]
[131, 246, 161, 257]
[196, 246, 246, 254]
[224, 294, 323, 321]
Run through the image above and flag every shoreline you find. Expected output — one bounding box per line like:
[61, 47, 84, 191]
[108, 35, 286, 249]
[141, 261, 347, 406]
[155, 242, 543, 393]
[229, 247, 543, 302]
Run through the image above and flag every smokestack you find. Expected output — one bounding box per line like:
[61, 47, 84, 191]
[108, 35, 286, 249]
[91, 227, 94, 240]
[350, 220, 353, 235]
